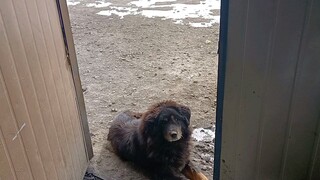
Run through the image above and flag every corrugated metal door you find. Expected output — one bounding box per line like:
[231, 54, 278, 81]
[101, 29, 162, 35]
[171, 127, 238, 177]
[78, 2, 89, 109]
[215, 0, 320, 179]
[0, 0, 91, 179]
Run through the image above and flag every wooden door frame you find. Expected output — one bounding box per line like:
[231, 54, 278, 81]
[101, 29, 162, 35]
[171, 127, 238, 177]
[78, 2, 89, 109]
[55, 0, 94, 159]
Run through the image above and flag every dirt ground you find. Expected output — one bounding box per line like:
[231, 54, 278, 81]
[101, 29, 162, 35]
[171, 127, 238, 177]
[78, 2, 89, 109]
[67, 0, 219, 179]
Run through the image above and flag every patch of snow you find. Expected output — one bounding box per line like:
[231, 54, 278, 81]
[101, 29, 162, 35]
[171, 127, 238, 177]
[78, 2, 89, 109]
[173, 19, 183, 25]
[131, 0, 220, 20]
[67, 1, 80, 6]
[93, 0, 220, 27]
[87, 1, 112, 8]
[129, 0, 177, 8]
[97, 8, 139, 19]
[192, 128, 215, 142]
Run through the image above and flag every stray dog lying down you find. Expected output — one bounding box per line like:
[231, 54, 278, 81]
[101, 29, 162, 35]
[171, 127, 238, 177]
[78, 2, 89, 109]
[108, 100, 208, 180]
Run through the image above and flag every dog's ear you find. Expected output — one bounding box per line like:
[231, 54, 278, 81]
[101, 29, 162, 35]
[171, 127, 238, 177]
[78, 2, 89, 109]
[142, 113, 160, 137]
[143, 121, 154, 137]
[179, 106, 191, 126]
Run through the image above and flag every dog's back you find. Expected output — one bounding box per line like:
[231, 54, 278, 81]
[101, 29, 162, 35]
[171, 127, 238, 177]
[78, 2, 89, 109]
[107, 111, 142, 161]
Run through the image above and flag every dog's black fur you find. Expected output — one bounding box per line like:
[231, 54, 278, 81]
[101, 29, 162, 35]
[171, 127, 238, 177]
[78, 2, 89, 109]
[107, 101, 192, 180]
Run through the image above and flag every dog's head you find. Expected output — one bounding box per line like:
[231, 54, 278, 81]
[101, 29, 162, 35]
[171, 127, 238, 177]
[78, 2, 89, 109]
[158, 107, 190, 142]
[141, 101, 191, 142]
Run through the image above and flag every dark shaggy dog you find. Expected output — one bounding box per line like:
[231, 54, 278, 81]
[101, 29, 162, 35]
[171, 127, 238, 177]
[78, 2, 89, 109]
[107, 100, 192, 180]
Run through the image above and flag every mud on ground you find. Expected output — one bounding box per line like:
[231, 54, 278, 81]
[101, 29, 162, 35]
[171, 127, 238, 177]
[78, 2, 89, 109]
[67, 0, 219, 179]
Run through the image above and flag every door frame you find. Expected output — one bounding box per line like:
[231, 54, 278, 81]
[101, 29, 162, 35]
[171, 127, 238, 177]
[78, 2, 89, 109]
[55, 0, 94, 160]
[214, 0, 229, 179]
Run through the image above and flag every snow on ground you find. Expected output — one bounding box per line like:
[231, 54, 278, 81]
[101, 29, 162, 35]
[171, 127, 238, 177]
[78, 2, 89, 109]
[192, 127, 215, 142]
[67, 0, 220, 27]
